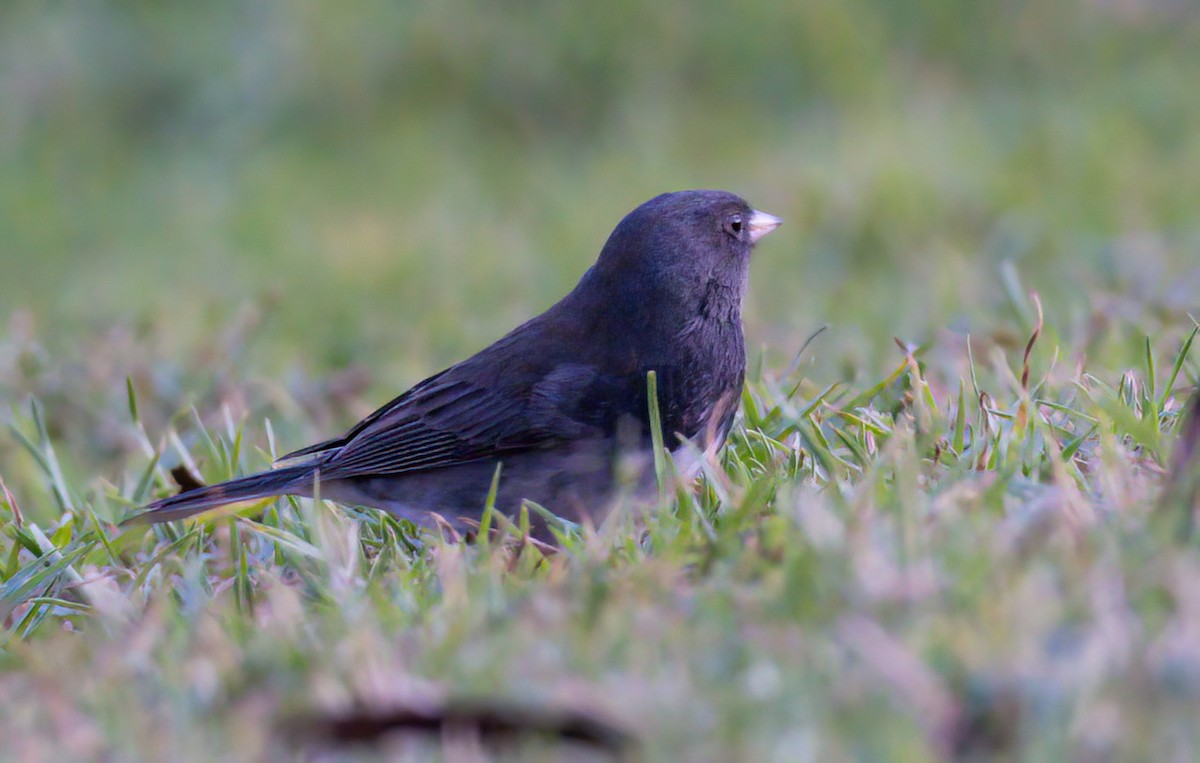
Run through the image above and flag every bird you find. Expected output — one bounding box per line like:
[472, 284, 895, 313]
[131, 190, 782, 538]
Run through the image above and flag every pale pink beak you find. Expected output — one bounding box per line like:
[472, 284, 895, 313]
[748, 209, 782, 243]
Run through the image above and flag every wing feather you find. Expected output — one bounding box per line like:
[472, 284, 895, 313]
[277, 357, 678, 482]
[314, 368, 596, 480]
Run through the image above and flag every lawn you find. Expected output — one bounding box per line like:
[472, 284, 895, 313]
[2, 2, 1200, 760]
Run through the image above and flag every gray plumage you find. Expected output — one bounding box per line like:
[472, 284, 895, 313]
[133, 190, 781, 537]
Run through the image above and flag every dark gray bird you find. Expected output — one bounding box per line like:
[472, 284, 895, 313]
[133, 190, 781, 536]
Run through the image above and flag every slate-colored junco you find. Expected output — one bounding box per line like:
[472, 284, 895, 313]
[134, 190, 781, 536]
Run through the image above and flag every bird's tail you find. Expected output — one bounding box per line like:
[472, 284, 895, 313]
[127, 465, 316, 524]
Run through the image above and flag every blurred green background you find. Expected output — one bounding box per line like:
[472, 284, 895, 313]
[2, 0, 1198, 466]
[7, 4, 1200, 757]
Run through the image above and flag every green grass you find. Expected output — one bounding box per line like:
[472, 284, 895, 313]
[2, 311, 1197, 759]
[3, 1, 1200, 760]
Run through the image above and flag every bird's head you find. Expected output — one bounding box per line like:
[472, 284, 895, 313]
[591, 189, 781, 306]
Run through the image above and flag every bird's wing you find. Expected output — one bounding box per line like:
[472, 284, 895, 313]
[299, 362, 631, 480]
[275, 369, 454, 464]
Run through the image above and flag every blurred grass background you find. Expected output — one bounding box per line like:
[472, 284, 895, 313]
[3, 2, 1200, 758]
[4, 0, 1197, 373]
[4, 0, 1200, 542]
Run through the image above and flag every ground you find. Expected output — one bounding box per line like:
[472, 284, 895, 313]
[2, 2, 1199, 760]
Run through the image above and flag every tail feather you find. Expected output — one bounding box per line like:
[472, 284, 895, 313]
[127, 465, 315, 525]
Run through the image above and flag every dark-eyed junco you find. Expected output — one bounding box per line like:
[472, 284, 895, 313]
[133, 190, 781, 536]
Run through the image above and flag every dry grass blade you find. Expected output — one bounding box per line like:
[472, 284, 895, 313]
[1017, 292, 1044, 430]
[0, 476, 20, 528]
[1170, 389, 1200, 474]
[168, 464, 205, 493]
[1020, 292, 1043, 392]
[1160, 388, 1200, 537]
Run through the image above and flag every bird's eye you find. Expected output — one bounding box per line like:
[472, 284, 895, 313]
[724, 214, 743, 237]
